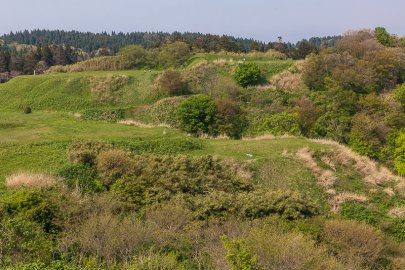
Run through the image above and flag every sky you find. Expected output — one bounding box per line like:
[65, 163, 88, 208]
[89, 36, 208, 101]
[1, 0, 404, 42]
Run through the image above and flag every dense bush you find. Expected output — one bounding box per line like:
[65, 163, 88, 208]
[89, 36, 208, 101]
[233, 62, 262, 87]
[67, 140, 113, 166]
[0, 216, 53, 266]
[111, 155, 253, 205]
[177, 95, 217, 135]
[23, 106, 32, 114]
[155, 70, 188, 96]
[119, 42, 192, 69]
[214, 98, 246, 138]
[81, 109, 126, 122]
[193, 190, 319, 220]
[323, 220, 388, 268]
[57, 164, 102, 193]
[258, 112, 300, 135]
[111, 137, 203, 155]
[394, 83, 405, 107]
[96, 149, 133, 186]
[244, 227, 348, 270]
[394, 133, 405, 175]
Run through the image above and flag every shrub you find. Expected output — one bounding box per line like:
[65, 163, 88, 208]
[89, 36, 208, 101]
[57, 164, 102, 193]
[155, 70, 188, 96]
[23, 106, 32, 114]
[81, 109, 126, 122]
[0, 216, 53, 266]
[59, 213, 154, 264]
[394, 133, 405, 175]
[244, 227, 347, 270]
[132, 251, 190, 270]
[112, 155, 252, 206]
[214, 98, 246, 138]
[67, 141, 113, 166]
[134, 96, 187, 127]
[258, 112, 300, 135]
[323, 220, 387, 268]
[394, 83, 405, 107]
[96, 149, 133, 186]
[111, 137, 203, 155]
[192, 190, 319, 220]
[221, 236, 258, 270]
[177, 95, 216, 135]
[233, 62, 261, 87]
[0, 189, 59, 234]
[119, 45, 147, 69]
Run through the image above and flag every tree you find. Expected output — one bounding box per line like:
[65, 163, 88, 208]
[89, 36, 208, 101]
[155, 70, 188, 96]
[375, 27, 392, 47]
[0, 50, 9, 72]
[233, 62, 261, 87]
[215, 98, 246, 138]
[119, 45, 147, 69]
[177, 95, 216, 135]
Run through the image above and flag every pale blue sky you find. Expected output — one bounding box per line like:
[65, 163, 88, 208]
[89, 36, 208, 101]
[1, 0, 404, 42]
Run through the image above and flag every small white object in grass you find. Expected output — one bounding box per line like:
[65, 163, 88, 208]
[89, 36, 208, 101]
[246, 153, 253, 157]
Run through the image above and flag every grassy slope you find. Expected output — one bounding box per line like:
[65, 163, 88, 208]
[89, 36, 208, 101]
[0, 70, 159, 111]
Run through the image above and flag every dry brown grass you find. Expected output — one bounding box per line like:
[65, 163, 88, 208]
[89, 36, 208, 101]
[5, 172, 58, 189]
[296, 147, 368, 213]
[383, 187, 395, 197]
[388, 207, 405, 218]
[118, 119, 170, 128]
[296, 147, 336, 190]
[270, 61, 306, 92]
[310, 138, 405, 195]
[242, 134, 296, 141]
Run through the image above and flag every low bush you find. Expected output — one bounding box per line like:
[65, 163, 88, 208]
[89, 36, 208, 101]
[111, 137, 203, 155]
[96, 149, 133, 186]
[112, 155, 253, 206]
[243, 227, 347, 270]
[23, 106, 32, 114]
[155, 70, 188, 96]
[0, 216, 53, 266]
[258, 112, 300, 135]
[59, 213, 154, 264]
[57, 164, 102, 193]
[67, 141, 113, 166]
[323, 220, 388, 268]
[81, 108, 126, 122]
[0, 189, 60, 234]
[193, 190, 319, 220]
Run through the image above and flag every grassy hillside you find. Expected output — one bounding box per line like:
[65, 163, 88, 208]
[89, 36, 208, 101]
[0, 70, 159, 111]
